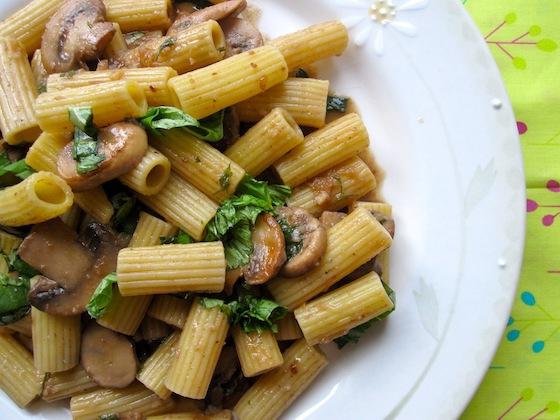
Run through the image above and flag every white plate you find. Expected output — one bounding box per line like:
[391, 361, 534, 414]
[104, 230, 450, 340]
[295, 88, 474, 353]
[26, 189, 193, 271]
[0, 0, 525, 419]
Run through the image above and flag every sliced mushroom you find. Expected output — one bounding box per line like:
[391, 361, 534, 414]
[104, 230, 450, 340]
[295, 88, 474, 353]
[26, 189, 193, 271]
[18, 219, 121, 316]
[57, 122, 148, 191]
[243, 213, 286, 285]
[319, 211, 346, 229]
[277, 207, 327, 278]
[221, 17, 263, 57]
[41, 0, 115, 73]
[167, 0, 247, 36]
[81, 323, 137, 388]
[372, 211, 395, 238]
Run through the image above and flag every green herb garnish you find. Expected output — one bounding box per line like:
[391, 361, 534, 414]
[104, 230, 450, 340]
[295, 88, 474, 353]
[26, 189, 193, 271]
[155, 37, 175, 59]
[219, 164, 233, 191]
[69, 107, 105, 174]
[86, 272, 118, 319]
[110, 192, 138, 234]
[326, 95, 348, 112]
[124, 31, 146, 46]
[160, 230, 194, 245]
[0, 152, 35, 187]
[294, 68, 309, 78]
[278, 218, 303, 260]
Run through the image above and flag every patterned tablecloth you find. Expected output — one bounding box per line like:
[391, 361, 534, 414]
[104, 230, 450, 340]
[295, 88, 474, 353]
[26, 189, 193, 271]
[463, 1, 560, 418]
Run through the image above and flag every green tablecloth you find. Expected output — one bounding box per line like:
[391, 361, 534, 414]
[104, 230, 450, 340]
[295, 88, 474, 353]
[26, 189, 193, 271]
[463, 1, 560, 418]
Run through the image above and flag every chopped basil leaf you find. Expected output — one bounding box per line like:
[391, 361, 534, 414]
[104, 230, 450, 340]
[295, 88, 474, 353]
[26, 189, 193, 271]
[86, 272, 118, 319]
[294, 68, 309, 78]
[0, 273, 30, 326]
[110, 192, 139, 234]
[69, 107, 104, 174]
[334, 281, 395, 348]
[278, 218, 303, 260]
[37, 83, 47, 94]
[326, 95, 348, 112]
[7, 251, 38, 278]
[61, 69, 77, 79]
[124, 31, 146, 46]
[200, 295, 287, 333]
[139, 106, 224, 142]
[219, 164, 233, 191]
[156, 37, 175, 59]
[205, 175, 291, 269]
[160, 230, 194, 245]
[0, 152, 35, 186]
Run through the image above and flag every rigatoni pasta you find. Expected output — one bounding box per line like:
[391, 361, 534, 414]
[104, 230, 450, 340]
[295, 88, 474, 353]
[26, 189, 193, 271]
[232, 328, 283, 377]
[165, 298, 229, 399]
[275, 313, 303, 341]
[234, 339, 328, 420]
[294, 271, 394, 345]
[119, 146, 171, 196]
[225, 107, 304, 176]
[117, 243, 226, 296]
[274, 113, 369, 186]
[104, 0, 173, 32]
[236, 78, 329, 128]
[148, 295, 190, 328]
[169, 45, 288, 119]
[0, 37, 41, 145]
[0, 172, 74, 227]
[42, 365, 98, 402]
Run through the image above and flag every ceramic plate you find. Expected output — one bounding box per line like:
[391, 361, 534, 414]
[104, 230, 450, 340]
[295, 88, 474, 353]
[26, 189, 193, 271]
[0, 0, 525, 419]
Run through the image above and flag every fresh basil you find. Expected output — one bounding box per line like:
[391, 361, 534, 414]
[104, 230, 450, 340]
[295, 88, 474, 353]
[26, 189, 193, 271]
[86, 272, 118, 319]
[69, 107, 105, 174]
[219, 164, 233, 191]
[110, 192, 139, 234]
[160, 230, 194, 245]
[0, 273, 30, 326]
[0, 152, 35, 187]
[326, 95, 349, 112]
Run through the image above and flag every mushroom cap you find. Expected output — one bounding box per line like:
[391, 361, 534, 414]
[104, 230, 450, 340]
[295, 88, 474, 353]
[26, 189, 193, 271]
[41, 0, 115, 73]
[277, 207, 327, 278]
[167, 0, 247, 36]
[221, 17, 263, 57]
[57, 122, 148, 191]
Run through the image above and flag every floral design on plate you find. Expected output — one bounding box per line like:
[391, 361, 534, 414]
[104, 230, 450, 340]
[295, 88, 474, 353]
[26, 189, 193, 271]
[334, 0, 429, 55]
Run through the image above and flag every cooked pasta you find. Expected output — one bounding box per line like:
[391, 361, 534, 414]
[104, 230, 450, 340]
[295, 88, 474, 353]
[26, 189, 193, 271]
[31, 307, 80, 373]
[232, 328, 283, 377]
[119, 146, 171, 196]
[236, 78, 329, 128]
[275, 313, 303, 341]
[35, 80, 148, 135]
[268, 207, 392, 309]
[0, 37, 41, 145]
[168, 45, 288, 119]
[150, 130, 245, 202]
[294, 271, 394, 345]
[225, 107, 304, 176]
[105, 23, 128, 58]
[137, 331, 180, 399]
[234, 339, 328, 420]
[73, 188, 114, 225]
[138, 172, 218, 240]
[60, 204, 82, 230]
[129, 211, 178, 247]
[0, 172, 74, 227]
[117, 243, 226, 296]
[165, 298, 229, 399]
[268, 21, 349, 70]
[274, 113, 369, 186]
[42, 365, 98, 402]
[47, 67, 179, 106]
[0, 230, 22, 254]
[104, 0, 173, 32]
[148, 295, 190, 328]
[0, 334, 44, 407]
[287, 156, 377, 216]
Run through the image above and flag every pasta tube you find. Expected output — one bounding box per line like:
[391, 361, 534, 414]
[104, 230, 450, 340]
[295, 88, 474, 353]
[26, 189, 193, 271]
[168, 45, 288, 119]
[35, 80, 148, 135]
[0, 172, 74, 227]
[273, 113, 369, 187]
[0, 230, 22, 254]
[294, 271, 394, 345]
[275, 313, 303, 341]
[225, 107, 304, 176]
[32, 307, 80, 373]
[105, 23, 128, 58]
[269, 21, 349, 70]
[139, 20, 225, 74]
[236, 78, 329, 128]
[74, 188, 114, 225]
[232, 328, 283, 377]
[0, 37, 40, 145]
[47, 67, 179, 106]
[287, 157, 377, 216]
[31, 49, 48, 94]
[120, 146, 171, 196]
[117, 243, 226, 296]
[42, 365, 98, 402]
[151, 130, 245, 202]
[268, 207, 392, 309]
[104, 0, 173, 32]
[148, 295, 190, 328]
[98, 212, 176, 334]
[234, 339, 328, 420]
[0, 334, 44, 407]
[165, 298, 229, 399]
[60, 204, 82, 230]
[138, 172, 218, 240]
[0, 0, 65, 54]
[137, 331, 180, 399]
[70, 382, 175, 420]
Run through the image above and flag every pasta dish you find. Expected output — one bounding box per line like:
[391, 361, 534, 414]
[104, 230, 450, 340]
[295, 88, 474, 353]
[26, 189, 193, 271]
[0, 0, 395, 419]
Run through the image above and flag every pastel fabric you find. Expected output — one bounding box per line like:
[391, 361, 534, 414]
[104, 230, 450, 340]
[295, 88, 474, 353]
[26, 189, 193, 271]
[464, 0, 560, 418]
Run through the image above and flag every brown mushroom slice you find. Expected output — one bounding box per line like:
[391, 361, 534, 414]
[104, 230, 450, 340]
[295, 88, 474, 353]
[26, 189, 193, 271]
[19, 219, 121, 316]
[167, 0, 247, 36]
[41, 0, 115, 73]
[243, 213, 286, 285]
[57, 122, 148, 191]
[277, 207, 327, 278]
[319, 211, 346, 229]
[81, 323, 137, 388]
[221, 17, 263, 57]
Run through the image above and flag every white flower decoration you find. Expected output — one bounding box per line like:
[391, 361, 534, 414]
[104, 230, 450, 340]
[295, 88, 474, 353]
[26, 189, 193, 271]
[334, 0, 429, 55]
